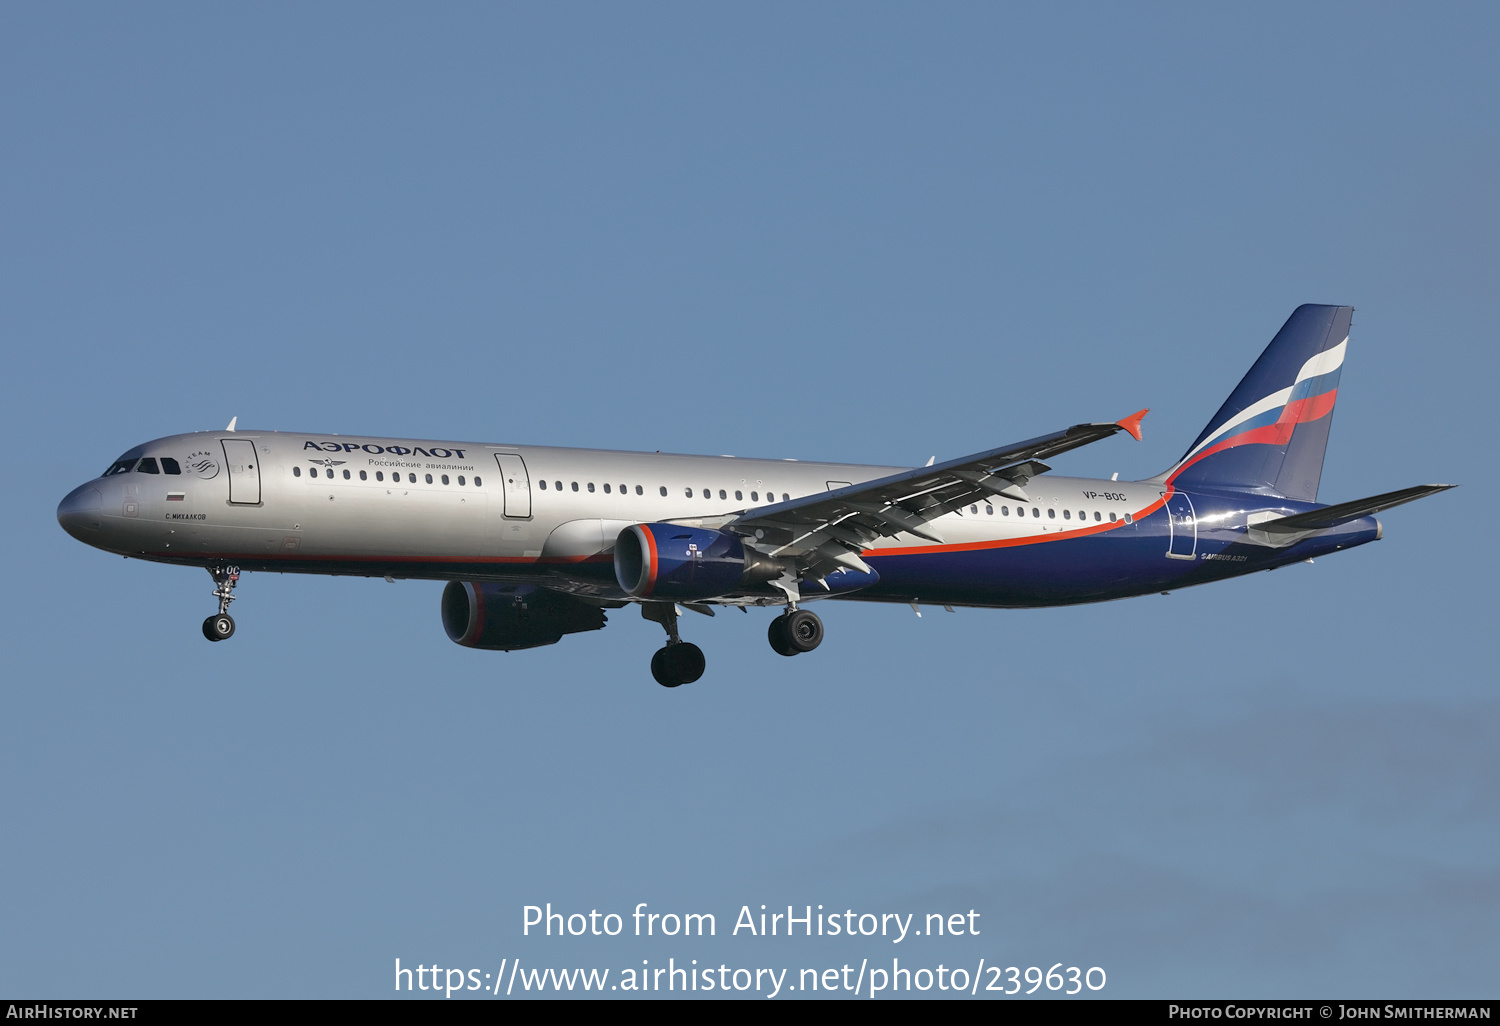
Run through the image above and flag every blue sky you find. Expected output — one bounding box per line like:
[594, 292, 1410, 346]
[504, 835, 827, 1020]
[2, 3, 1496, 998]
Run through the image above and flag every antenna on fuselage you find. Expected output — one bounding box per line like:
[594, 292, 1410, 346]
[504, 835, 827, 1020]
[225, 417, 238, 432]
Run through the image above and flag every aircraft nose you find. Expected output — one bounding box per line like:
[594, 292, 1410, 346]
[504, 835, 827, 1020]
[57, 484, 104, 540]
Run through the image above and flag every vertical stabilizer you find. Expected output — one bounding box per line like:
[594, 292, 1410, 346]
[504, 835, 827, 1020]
[1165, 304, 1351, 500]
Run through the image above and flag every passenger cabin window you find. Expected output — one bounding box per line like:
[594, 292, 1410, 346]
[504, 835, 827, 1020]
[587, 482, 595, 492]
[293, 466, 302, 478]
[602, 483, 610, 493]
[137, 458, 159, 474]
[1001, 506, 1009, 516]
[1063, 509, 1071, 519]
[344, 469, 352, 480]
[719, 489, 727, 500]
[635, 485, 643, 495]
[441, 474, 449, 485]
[751, 491, 759, 501]
[474, 476, 482, 486]
[539, 480, 547, 489]
[572, 482, 579, 492]
[458, 476, 466, 486]
[659, 486, 667, 496]
[735, 490, 743, 500]
[360, 471, 367, 481]
[376, 471, 384, 481]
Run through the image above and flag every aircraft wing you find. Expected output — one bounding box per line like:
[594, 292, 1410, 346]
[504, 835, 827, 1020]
[1252, 483, 1454, 532]
[724, 410, 1149, 585]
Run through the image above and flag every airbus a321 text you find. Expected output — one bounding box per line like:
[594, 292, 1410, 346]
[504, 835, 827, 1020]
[58, 305, 1451, 686]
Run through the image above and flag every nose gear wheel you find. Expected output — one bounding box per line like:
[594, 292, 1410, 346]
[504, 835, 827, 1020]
[202, 566, 241, 642]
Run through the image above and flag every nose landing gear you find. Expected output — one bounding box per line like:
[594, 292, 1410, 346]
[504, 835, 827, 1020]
[201, 566, 241, 642]
[768, 607, 823, 656]
[641, 603, 706, 687]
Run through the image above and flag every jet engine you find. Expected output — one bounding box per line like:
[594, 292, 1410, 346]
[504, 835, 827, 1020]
[441, 582, 607, 651]
[614, 524, 782, 601]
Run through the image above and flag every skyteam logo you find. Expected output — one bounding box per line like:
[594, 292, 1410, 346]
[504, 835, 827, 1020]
[1170, 337, 1346, 481]
[185, 450, 220, 479]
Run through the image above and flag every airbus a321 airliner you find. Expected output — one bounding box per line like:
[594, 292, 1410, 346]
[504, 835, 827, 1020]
[58, 305, 1450, 686]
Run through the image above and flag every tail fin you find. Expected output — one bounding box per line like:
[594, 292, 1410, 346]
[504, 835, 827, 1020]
[1164, 304, 1351, 500]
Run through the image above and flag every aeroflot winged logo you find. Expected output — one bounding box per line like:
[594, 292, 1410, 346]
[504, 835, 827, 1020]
[303, 440, 469, 459]
[307, 458, 346, 468]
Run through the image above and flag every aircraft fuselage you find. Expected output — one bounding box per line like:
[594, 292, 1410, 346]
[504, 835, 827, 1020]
[57, 429, 1379, 610]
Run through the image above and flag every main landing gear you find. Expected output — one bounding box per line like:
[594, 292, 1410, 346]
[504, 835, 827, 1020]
[201, 565, 240, 642]
[641, 603, 705, 688]
[639, 601, 824, 686]
[768, 607, 823, 657]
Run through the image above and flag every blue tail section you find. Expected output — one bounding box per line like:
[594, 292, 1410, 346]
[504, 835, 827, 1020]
[1165, 304, 1352, 501]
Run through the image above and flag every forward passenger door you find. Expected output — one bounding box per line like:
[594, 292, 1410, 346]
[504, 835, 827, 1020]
[221, 439, 261, 505]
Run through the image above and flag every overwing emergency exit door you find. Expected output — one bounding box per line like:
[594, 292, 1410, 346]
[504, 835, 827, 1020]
[494, 453, 532, 518]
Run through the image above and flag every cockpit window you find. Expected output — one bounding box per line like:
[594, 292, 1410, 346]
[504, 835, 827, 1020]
[161, 457, 182, 475]
[103, 459, 138, 476]
[137, 458, 160, 474]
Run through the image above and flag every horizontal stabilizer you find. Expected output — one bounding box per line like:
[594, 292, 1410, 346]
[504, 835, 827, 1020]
[1254, 484, 1454, 532]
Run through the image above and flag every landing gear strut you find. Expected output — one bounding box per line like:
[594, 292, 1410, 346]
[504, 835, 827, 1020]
[641, 603, 705, 687]
[768, 607, 823, 656]
[201, 565, 240, 642]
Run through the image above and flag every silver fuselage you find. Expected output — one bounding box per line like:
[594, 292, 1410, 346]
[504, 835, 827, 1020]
[57, 430, 1176, 604]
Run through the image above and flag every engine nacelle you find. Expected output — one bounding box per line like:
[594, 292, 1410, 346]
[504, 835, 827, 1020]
[614, 524, 775, 600]
[441, 582, 607, 651]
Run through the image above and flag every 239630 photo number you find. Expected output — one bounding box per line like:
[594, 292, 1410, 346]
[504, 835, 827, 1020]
[987, 964, 1106, 994]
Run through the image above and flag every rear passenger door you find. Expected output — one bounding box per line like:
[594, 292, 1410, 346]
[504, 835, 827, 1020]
[1165, 490, 1196, 559]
